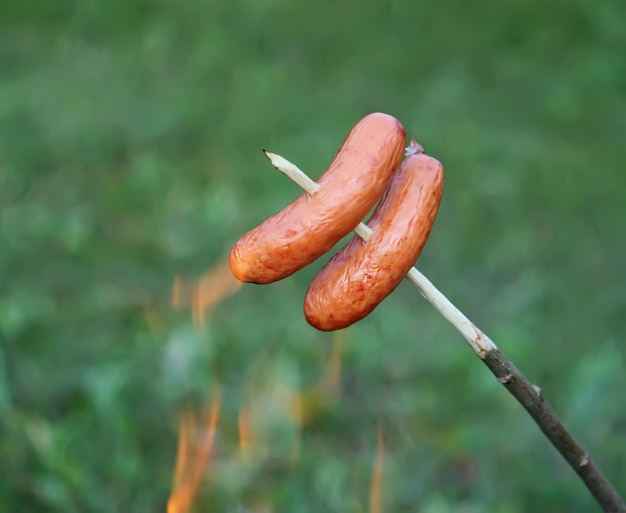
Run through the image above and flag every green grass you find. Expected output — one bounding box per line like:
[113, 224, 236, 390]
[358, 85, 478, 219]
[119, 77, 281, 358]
[1, 0, 625, 511]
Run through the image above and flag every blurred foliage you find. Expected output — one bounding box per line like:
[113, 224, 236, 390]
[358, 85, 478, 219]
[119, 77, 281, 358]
[1, 0, 625, 511]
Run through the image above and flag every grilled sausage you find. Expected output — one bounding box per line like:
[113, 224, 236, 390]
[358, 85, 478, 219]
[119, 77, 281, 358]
[229, 113, 406, 284]
[303, 151, 444, 331]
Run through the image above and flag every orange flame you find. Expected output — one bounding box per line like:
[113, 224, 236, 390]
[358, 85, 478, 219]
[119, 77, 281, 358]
[237, 375, 301, 463]
[236, 334, 345, 465]
[167, 393, 222, 513]
[237, 364, 263, 461]
[168, 275, 348, 510]
[237, 404, 253, 460]
[292, 332, 344, 426]
[316, 331, 343, 395]
[369, 427, 384, 513]
[172, 259, 242, 329]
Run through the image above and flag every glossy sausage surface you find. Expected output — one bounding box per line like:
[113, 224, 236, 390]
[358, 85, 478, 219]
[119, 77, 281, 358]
[229, 113, 406, 284]
[303, 152, 444, 331]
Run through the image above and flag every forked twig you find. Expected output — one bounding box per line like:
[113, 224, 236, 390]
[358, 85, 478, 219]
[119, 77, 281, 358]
[262, 149, 625, 513]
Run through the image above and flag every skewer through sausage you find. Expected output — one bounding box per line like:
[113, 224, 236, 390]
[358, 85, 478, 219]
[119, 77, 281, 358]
[229, 113, 406, 284]
[303, 150, 444, 331]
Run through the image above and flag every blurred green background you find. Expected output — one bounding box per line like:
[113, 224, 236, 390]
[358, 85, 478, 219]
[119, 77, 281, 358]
[1, 0, 625, 511]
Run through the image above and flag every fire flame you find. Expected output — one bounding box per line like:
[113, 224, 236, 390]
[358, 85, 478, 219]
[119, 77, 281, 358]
[171, 259, 242, 329]
[236, 333, 344, 464]
[167, 264, 357, 512]
[167, 393, 221, 513]
[369, 427, 385, 513]
[167, 259, 239, 512]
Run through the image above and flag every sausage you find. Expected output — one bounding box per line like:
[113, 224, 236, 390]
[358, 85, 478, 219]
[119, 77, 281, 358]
[229, 113, 406, 284]
[303, 151, 444, 331]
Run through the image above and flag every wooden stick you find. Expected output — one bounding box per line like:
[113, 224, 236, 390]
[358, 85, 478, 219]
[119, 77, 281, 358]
[262, 149, 626, 513]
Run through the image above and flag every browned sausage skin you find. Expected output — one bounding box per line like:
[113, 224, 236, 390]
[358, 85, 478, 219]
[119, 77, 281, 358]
[229, 113, 406, 284]
[303, 151, 444, 331]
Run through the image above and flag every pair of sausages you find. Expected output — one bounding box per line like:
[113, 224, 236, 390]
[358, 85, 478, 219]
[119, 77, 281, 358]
[229, 113, 445, 331]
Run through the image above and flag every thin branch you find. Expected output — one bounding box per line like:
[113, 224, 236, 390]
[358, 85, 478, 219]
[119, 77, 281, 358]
[263, 150, 626, 513]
